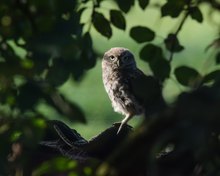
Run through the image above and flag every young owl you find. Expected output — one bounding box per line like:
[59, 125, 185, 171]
[102, 47, 164, 134]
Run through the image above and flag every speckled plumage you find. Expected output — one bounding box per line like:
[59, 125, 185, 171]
[102, 47, 164, 133]
[102, 58, 144, 117]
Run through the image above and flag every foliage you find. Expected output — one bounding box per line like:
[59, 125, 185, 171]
[0, 0, 220, 175]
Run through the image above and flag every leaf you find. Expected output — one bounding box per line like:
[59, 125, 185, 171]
[61, 0, 77, 13]
[161, 1, 184, 18]
[215, 52, 220, 64]
[71, 60, 85, 81]
[174, 66, 201, 87]
[110, 10, 126, 30]
[34, 157, 78, 175]
[164, 34, 184, 52]
[45, 93, 86, 123]
[80, 32, 97, 69]
[149, 58, 171, 82]
[81, 50, 96, 70]
[205, 38, 220, 52]
[77, 7, 86, 18]
[16, 82, 43, 111]
[46, 59, 70, 87]
[139, 44, 169, 81]
[81, 0, 89, 3]
[202, 70, 220, 84]
[92, 12, 112, 39]
[138, 0, 149, 10]
[139, 44, 163, 63]
[189, 7, 203, 23]
[116, 0, 134, 13]
[31, 52, 50, 74]
[82, 32, 92, 48]
[130, 26, 155, 43]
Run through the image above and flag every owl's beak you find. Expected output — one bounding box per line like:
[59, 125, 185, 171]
[116, 59, 121, 67]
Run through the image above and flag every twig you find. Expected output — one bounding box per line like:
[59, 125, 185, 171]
[168, 11, 190, 63]
[86, 0, 98, 32]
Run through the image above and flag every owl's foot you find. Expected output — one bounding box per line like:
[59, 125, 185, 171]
[117, 114, 133, 134]
[117, 123, 124, 134]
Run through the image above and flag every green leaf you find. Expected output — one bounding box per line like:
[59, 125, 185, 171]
[81, 50, 96, 70]
[202, 70, 220, 84]
[130, 26, 155, 43]
[174, 66, 201, 87]
[164, 34, 184, 52]
[161, 1, 184, 18]
[139, 44, 163, 63]
[110, 10, 126, 30]
[31, 52, 50, 74]
[149, 58, 171, 82]
[80, 32, 96, 69]
[190, 7, 203, 23]
[116, 0, 134, 13]
[70, 60, 85, 81]
[138, 0, 149, 10]
[139, 43, 169, 81]
[82, 32, 92, 48]
[92, 12, 112, 39]
[45, 93, 86, 123]
[34, 157, 77, 175]
[16, 82, 43, 111]
[215, 52, 220, 64]
[46, 59, 70, 87]
[81, 0, 89, 3]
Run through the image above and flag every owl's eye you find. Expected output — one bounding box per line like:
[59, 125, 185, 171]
[109, 55, 115, 60]
[122, 56, 130, 62]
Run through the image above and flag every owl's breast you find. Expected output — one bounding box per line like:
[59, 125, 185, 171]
[102, 71, 144, 116]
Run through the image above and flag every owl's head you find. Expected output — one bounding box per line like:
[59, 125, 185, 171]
[102, 47, 137, 70]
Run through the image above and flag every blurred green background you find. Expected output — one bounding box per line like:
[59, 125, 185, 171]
[30, 1, 220, 139]
[1, 0, 220, 175]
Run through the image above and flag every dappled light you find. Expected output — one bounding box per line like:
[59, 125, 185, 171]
[0, 0, 220, 175]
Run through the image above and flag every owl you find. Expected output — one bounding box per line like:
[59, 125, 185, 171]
[102, 47, 165, 134]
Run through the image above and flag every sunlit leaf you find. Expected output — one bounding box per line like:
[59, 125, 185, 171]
[33, 157, 77, 175]
[92, 12, 112, 39]
[110, 10, 126, 30]
[130, 26, 155, 43]
[189, 7, 203, 23]
[175, 66, 201, 86]
[84, 167, 92, 175]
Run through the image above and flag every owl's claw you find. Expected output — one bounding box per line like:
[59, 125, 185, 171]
[117, 114, 133, 134]
[117, 123, 124, 134]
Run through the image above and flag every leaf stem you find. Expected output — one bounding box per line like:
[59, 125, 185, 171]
[168, 11, 190, 63]
[87, 0, 97, 32]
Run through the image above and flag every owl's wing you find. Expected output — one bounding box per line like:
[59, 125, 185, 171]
[129, 70, 165, 115]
